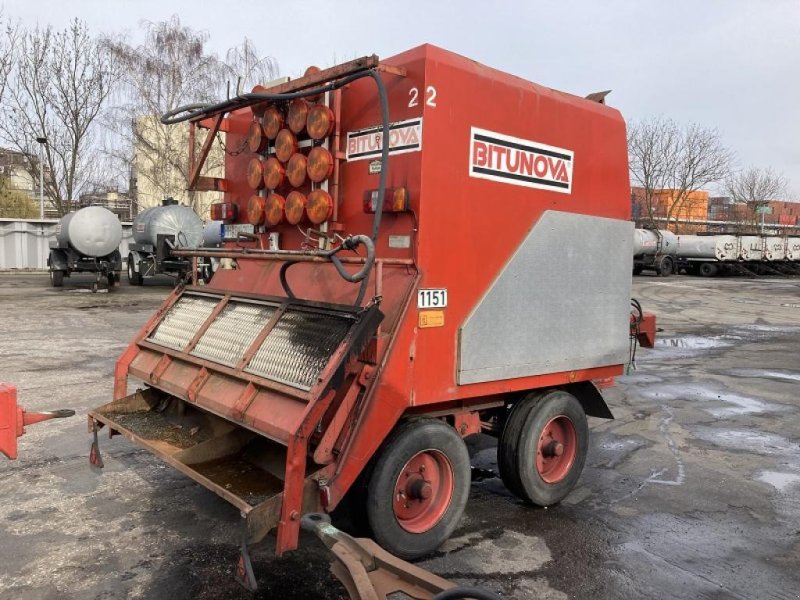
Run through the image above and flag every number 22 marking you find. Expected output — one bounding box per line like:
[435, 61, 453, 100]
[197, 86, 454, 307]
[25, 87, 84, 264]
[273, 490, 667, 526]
[408, 86, 437, 108]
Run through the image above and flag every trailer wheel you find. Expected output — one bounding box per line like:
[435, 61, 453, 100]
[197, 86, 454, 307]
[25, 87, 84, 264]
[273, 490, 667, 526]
[127, 255, 143, 286]
[498, 390, 588, 506]
[698, 262, 718, 277]
[50, 270, 64, 287]
[656, 255, 674, 277]
[366, 419, 470, 559]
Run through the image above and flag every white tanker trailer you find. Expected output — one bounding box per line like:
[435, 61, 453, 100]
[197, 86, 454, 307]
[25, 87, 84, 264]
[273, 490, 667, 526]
[48, 206, 123, 292]
[127, 200, 210, 285]
[787, 237, 800, 261]
[632, 229, 678, 276]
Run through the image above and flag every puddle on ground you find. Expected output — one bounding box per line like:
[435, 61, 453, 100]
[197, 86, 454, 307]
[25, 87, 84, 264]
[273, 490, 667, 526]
[655, 335, 733, 350]
[691, 427, 796, 456]
[638, 383, 776, 417]
[728, 369, 800, 383]
[756, 471, 800, 492]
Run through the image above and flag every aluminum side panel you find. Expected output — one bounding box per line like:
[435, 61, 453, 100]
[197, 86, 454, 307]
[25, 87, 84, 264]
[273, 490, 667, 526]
[458, 211, 633, 384]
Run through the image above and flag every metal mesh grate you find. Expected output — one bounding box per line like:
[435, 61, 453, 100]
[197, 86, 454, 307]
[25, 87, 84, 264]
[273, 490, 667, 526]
[147, 295, 218, 350]
[191, 302, 277, 367]
[245, 309, 352, 391]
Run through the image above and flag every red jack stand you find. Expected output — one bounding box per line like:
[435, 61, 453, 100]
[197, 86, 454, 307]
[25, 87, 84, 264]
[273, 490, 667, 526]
[0, 383, 75, 460]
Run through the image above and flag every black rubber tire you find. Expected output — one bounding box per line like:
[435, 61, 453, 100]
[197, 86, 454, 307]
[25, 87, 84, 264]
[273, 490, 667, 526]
[50, 270, 64, 287]
[498, 390, 588, 507]
[698, 262, 718, 277]
[107, 273, 116, 288]
[657, 255, 674, 277]
[127, 255, 143, 286]
[632, 264, 644, 276]
[366, 418, 470, 560]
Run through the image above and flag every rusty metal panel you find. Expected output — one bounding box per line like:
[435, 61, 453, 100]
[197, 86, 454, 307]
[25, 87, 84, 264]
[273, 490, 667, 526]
[192, 301, 279, 366]
[148, 294, 219, 350]
[245, 309, 353, 391]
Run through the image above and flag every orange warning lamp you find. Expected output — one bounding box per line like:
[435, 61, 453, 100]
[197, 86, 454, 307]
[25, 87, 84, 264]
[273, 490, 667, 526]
[262, 106, 284, 140]
[275, 129, 298, 162]
[307, 147, 334, 182]
[287, 99, 309, 134]
[306, 189, 334, 224]
[306, 105, 335, 140]
[247, 121, 268, 153]
[265, 193, 286, 226]
[247, 158, 265, 190]
[247, 195, 266, 225]
[262, 157, 285, 190]
[286, 153, 307, 188]
[285, 191, 306, 225]
[304, 66, 322, 102]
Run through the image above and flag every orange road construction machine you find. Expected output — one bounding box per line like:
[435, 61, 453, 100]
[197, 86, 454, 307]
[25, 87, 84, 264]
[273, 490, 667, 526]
[88, 45, 639, 586]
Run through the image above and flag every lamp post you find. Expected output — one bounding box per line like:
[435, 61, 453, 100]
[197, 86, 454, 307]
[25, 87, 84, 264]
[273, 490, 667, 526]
[35, 136, 47, 219]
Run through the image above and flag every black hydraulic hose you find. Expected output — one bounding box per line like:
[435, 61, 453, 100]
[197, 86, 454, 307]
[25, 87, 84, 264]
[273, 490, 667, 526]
[279, 235, 375, 301]
[160, 69, 371, 126]
[367, 69, 389, 243]
[432, 587, 503, 600]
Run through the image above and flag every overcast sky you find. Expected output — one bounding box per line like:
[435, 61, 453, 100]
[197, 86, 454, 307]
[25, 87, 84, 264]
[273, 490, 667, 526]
[4, 0, 799, 197]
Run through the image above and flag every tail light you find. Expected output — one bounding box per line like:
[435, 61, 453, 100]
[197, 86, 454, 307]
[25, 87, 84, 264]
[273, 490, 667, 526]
[363, 187, 410, 213]
[287, 99, 309, 134]
[265, 193, 286, 226]
[247, 195, 266, 225]
[306, 190, 334, 224]
[286, 153, 308, 188]
[307, 147, 334, 183]
[306, 105, 335, 140]
[247, 121, 268, 153]
[285, 191, 306, 225]
[210, 202, 238, 222]
[275, 129, 298, 162]
[262, 106, 284, 140]
[263, 157, 285, 190]
[247, 158, 265, 190]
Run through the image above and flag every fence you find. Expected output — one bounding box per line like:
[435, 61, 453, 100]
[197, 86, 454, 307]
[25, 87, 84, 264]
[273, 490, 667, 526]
[0, 218, 134, 270]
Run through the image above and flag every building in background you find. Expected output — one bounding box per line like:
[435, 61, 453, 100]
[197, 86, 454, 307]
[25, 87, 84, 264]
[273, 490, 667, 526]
[631, 188, 709, 233]
[131, 116, 223, 220]
[78, 188, 133, 221]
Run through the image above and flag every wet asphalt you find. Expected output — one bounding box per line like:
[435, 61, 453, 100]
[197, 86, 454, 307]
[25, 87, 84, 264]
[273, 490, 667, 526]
[0, 272, 799, 599]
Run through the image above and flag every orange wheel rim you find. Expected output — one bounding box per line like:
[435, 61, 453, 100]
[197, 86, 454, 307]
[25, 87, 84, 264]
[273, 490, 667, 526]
[392, 450, 454, 533]
[535, 416, 577, 483]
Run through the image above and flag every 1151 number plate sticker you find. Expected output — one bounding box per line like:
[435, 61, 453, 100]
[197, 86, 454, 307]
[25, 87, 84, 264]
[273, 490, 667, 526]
[417, 288, 447, 309]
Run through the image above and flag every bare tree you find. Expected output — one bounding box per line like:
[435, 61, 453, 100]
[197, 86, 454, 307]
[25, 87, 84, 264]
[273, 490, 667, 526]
[628, 117, 734, 230]
[104, 16, 224, 215]
[104, 18, 279, 216]
[0, 19, 119, 216]
[222, 37, 279, 94]
[725, 167, 788, 231]
[0, 12, 17, 105]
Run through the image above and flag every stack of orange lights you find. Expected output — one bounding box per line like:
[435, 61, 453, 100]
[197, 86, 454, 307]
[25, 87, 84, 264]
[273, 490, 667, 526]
[244, 70, 336, 228]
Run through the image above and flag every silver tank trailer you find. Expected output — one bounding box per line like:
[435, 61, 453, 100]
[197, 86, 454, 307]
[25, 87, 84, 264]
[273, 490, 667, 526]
[56, 206, 122, 257]
[677, 235, 738, 261]
[738, 236, 765, 261]
[632, 229, 678, 256]
[133, 205, 203, 249]
[763, 236, 786, 261]
[786, 237, 800, 262]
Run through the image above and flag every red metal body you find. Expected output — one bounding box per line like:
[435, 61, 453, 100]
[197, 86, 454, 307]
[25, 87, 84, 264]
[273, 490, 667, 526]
[91, 45, 632, 557]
